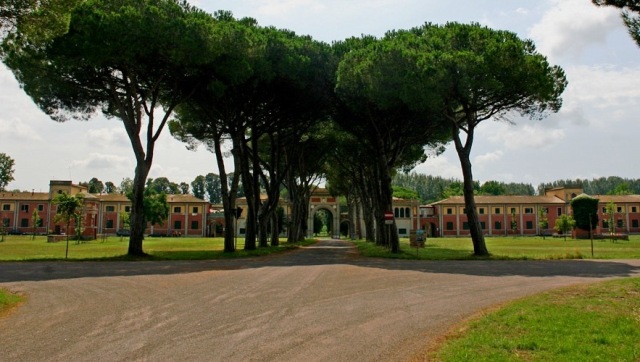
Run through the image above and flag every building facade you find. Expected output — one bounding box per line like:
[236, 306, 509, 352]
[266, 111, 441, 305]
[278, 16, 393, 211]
[420, 187, 640, 237]
[0, 180, 209, 238]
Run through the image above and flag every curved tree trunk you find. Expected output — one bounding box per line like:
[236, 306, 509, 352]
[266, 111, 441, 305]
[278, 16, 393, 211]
[452, 123, 489, 256]
[128, 160, 151, 256]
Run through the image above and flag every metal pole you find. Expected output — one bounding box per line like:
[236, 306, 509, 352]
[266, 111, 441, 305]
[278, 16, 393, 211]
[590, 213, 594, 258]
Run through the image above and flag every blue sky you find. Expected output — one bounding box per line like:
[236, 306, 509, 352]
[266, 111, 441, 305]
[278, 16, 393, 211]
[2, 0, 639, 192]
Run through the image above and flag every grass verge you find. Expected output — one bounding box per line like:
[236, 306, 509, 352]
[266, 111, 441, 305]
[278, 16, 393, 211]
[0, 235, 316, 261]
[354, 235, 640, 260]
[428, 277, 640, 361]
[0, 288, 24, 318]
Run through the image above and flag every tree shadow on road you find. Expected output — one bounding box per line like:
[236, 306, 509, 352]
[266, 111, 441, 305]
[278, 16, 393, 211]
[1, 239, 639, 283]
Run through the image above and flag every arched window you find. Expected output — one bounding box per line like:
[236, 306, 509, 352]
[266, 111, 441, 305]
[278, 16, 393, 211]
[399, 208, 405, 218]
[394, 208, 399, 218]
[405, 208, 411, 218]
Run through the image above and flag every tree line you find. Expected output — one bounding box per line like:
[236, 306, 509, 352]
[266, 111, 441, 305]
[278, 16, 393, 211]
[1, 0, 569, 256]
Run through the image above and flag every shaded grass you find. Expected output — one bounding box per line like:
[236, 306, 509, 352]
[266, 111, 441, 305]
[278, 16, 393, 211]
[354, 235, 640, 260]
[0, 235, 316, 261]
[429, 277, 640, 361]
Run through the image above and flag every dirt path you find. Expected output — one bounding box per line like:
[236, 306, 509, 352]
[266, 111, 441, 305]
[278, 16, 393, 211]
[1, 239, 639, 361]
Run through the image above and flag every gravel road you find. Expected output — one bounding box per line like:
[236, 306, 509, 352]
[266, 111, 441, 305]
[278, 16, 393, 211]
[1, 239, 639, 361]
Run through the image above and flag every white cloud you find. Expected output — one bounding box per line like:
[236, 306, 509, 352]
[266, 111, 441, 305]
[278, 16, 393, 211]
[0, 116, 43, 142]
[486, 123, 565, 150]
[475, 150, 504, 168]
[529, 0, 621, 61]
[86, 127, 129, 148]
[413, 153, 462, 180]
[70, 153, 131, 170]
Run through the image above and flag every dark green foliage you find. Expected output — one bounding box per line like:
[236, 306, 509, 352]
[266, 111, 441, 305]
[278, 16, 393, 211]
[191, 175, 206, 200]
[392, 186, 420, 200]
[392, 173, 535, 203]
[570, 194, 599, 231]
[127, 187, 168, 227]
[0, 152, 15, 191]
[146, 177, 180, 194]
[104, 181, 116, 194]
[538, 177, 640, 195]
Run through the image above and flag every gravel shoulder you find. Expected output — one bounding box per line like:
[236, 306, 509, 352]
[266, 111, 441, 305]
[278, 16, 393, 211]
[1, 239, 639, 361]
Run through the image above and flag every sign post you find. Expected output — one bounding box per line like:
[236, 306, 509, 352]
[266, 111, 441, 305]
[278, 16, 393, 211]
[384, 211, 394, 251]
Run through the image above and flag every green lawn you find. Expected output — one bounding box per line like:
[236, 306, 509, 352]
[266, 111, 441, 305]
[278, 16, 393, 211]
[0, 235, 314, 261]
[430, 277, 640, 361]
[3, 235, 638, 261]
[355, 235, 640, 260]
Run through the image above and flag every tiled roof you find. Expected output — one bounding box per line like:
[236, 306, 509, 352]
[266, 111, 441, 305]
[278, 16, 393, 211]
[429, 195, 567, 206]
[167, 194, 208, 203]
[0, 192, 50, 201]
[590, 195, 640, 203]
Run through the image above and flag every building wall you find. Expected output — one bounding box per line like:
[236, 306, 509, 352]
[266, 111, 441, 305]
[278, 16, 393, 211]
[423, 197, 640, 237]
[0, 181, 209, 238]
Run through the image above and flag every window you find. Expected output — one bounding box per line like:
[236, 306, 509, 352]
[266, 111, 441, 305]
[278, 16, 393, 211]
[617, 207, 623, 213]
[38, 204, 44, 211]
[21, 218, 28, 227]
[526, 221, 533, 229]
[394, 208, 399, 218]
[105, 205, 115, 212]
[125, 206, 131, 213]
[446, 208, 453, 215]
[191, 220, 199, 229]
[446, 222, 454, 231]
[192, 207, 198, 214]
[2, 204, 9, 211]
[20, 204, 29, 212]
[510, 208, 516, 214]
[2, 218, 9, 227]
[494, 208, 501, 214]
[617, 219, 624, 228]
[495, 221, 502, 230]
[633, 207, 638, 213]
[462, 208, 467, 214]
[106, 220, 114, 229]
[398, 228, 407, 235]
[480, 222, 486, 230]
[405, 208, 411, 218]
[558, 207, 563, 216]
[462, 222, 469, 230]
[399, 208, 405, 218]
[173, 206, 182, 213]
[633, 220, 639, 228]
[37, 218, 43, 227]
[239, 228, 246, 235]
[174, 220, 181, 229]
[603, 220, 609, 228]
[524, 208, 533, 214]
[602, 207, 607, 213]
[479, 208, 485, 215]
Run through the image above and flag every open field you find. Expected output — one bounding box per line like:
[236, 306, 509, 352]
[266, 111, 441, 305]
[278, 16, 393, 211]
[430, 277, 640, 361]
[0, 235, 312, 261]
[356, 235, 640, 260]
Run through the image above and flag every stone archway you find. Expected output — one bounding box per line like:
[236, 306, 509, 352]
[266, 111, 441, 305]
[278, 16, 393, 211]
[308, 205, 339, 238]
[339, 220, 351, 239]
[312, 208, 333, 237]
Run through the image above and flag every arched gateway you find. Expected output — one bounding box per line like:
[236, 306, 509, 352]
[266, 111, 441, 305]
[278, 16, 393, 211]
[234, 188, 422, 239]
